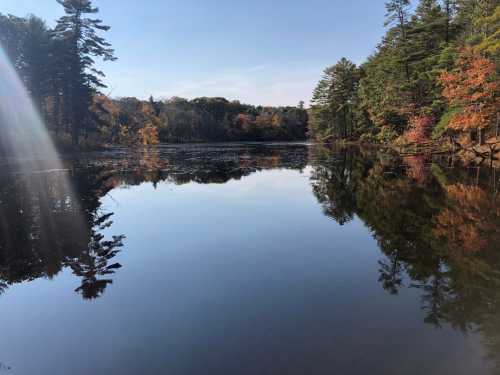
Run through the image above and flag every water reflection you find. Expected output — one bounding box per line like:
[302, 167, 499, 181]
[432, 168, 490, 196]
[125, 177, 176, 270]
[0, 143, 498, 373]
[0, 144, 308, 300]
[0, 161, 124, 299]
[1, 143, 498, 302]
[310, 145, 500, 371]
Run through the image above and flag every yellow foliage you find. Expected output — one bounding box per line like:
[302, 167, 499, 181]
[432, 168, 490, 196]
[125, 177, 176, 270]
[138, 124, 159, 145]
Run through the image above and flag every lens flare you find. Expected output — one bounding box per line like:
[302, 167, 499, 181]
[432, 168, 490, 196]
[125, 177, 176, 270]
[0, 43, 84, 250]
[0, 45, 62, 168]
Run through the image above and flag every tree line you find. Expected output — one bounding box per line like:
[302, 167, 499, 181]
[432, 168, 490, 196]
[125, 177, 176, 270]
[92, 96, 308, 145]
[2, 0, 497, 148]
[0, 0, 307, 147]
[310, 0, 499, 147]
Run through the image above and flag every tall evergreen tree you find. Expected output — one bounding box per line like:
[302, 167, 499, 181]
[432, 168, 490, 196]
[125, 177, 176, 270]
[442, 0, 458, 42]
[385, 0, 412, 81]
[310, 58, 360, 140]
[385, 0, 412, 38]
[405, 0, 448, 109]
[21, 16, 52, 111]
[0, 14, 25, 67]
[53, 0, 116, 144]
[473, 4, 500, 56]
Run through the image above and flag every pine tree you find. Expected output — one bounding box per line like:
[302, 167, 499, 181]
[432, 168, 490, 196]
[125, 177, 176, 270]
[0, 14, 24, 67]
[53, 0, 116, 145]
[21, 16, 52, 111]
[442, 0, 458, 42]
[473, 4, 500, 56]
[385, 0, 412, 38]
[405, 0, 448, 109]
[385, 0, 412, 81]
[329, 58, 359, 138]
[310, 59, 359, 140]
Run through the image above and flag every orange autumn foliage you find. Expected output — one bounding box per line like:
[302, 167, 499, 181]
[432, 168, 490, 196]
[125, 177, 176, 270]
[434, 184, 500, 255]
[439, 48, 499, 132]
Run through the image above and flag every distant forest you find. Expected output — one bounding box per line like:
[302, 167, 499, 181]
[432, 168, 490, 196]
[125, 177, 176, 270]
[1, 0, 498, 148]
[0, 0, 308, 147]
[92, 96, 308, 144]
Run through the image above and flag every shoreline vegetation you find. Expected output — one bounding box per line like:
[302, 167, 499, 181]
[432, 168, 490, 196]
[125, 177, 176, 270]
[0, 0, 498, 165]
[309, 0, 499, 165]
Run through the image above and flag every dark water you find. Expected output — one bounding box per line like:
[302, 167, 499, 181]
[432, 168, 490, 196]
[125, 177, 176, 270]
[0, 143, 499, 375]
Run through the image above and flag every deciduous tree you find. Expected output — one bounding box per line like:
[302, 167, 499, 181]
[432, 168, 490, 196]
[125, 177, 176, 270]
[439, 48, 499, 139]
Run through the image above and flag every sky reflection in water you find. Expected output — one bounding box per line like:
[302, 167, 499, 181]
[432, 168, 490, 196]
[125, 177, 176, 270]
[0, 143, 498, 375]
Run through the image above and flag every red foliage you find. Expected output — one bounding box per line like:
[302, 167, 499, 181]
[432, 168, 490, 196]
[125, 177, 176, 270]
[234, 114, 255, 131]
[403, 114, 434, 144]
[403, 155, 428, 183]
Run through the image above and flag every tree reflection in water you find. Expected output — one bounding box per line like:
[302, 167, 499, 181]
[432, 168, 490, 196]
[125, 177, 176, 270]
[0, 144, 309, 300]
[0, 143, 499, 368]
[309, 144, 500, 371]
[0, 160, 125, 300]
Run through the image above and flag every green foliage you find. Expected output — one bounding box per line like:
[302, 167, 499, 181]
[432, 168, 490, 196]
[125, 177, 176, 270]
[432, 106, 460, 139]
[309, 58, 365, 141]
[376, 126, 399, 144]
[359, 132, 378, 144]
[0, 14, 53, 108]
[430, 163, 449, 186]
[312, 0, 500, 145]
[3, 0, 499, 147]
[473, 5, 500, 56]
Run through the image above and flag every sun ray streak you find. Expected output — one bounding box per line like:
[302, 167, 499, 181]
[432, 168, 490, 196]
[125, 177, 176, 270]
[0, 43, 84, 245]
[0, 44, 61, 167]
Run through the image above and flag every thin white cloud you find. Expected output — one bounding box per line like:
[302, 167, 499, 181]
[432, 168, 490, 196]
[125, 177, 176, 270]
[142, 66, 320, 107]
[246, 65, 266, 72]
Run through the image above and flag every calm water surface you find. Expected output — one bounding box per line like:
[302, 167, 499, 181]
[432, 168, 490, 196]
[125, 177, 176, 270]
[0, 143, 498, 375]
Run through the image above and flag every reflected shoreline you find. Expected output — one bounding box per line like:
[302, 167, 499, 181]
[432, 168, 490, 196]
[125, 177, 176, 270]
[0, 143, 498, 370]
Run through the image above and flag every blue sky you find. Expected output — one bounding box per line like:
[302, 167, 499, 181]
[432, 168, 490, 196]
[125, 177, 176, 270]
[2, 0, 388, 106]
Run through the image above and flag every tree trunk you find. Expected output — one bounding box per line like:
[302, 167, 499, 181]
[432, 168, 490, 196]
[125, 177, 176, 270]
[343, 109, 348, 139]
[496, 113, 499, 137]
[478, 128, 485, 145]
[470, 130, 477, 142]
[444, 0, 451, 43]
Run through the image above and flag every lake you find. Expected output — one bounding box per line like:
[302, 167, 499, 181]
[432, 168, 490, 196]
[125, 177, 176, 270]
[0, 143, 498, 375]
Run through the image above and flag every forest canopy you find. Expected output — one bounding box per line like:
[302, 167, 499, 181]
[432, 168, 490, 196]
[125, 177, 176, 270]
[310, 0, 499, 147]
